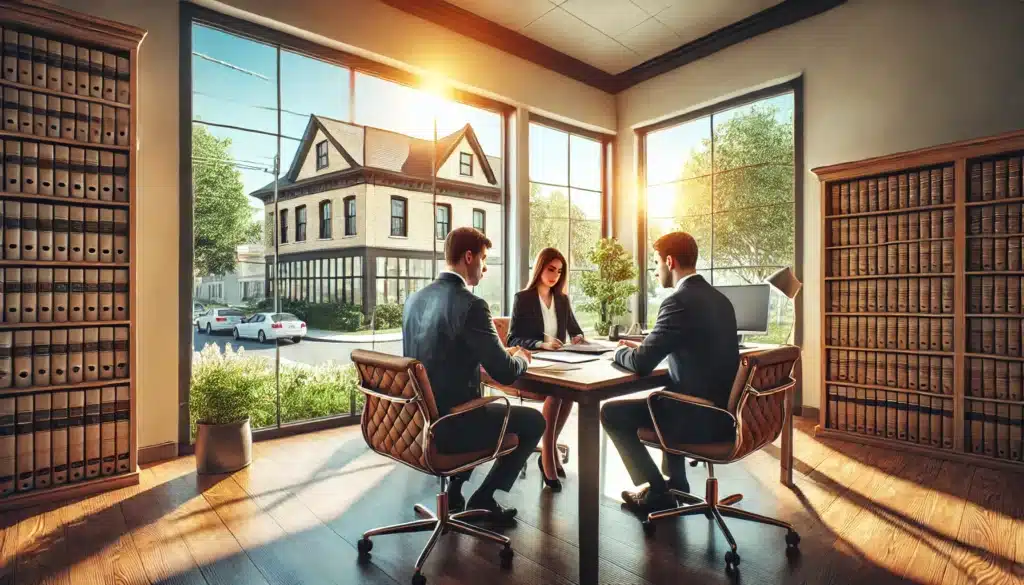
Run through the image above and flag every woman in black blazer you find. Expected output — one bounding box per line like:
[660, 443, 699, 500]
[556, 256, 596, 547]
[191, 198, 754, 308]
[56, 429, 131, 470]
[508, 247, 584, 491]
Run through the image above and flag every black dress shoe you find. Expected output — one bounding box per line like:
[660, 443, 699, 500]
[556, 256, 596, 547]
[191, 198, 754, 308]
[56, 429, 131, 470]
[466, 494, 518, 523]
[621, 487, 679, 516]
[538, 457, 562, 491]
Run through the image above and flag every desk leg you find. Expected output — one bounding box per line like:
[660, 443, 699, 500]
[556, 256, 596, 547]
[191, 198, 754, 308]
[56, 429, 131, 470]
[780, 358, 798, 486]
[577, 399, 600, 585]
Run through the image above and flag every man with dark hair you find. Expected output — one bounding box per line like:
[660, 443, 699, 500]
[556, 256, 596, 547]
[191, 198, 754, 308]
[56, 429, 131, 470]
[403, 226, 544, 522]
[601, 231, 740, 514]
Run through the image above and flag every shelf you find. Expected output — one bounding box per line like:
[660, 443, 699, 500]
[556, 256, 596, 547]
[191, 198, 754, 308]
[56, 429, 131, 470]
[0, 78, 130, 110]
[826, 345, 953, 357]
[0, 378, 131, 397]
[825, 380, 951, 399]
[0, 191, 130, 208]
[825, 203, 956, 220]
[0, 260, 129, 268]
[0, 320, 131, 329]
[966, 232, 1024, 239]
[826, 273, 954, 281]
[965, 271, 1024, 276]
[964, 395, 1024, 406]
[965, 314, 1023, 318]
[965, 196, 1024, 207]
[0, 129, 130, 152]
[827, 237, 954, 250]
[963, 353, 1024, 362]
[826, 312, 952, 317]
[0, 470, 138, 512]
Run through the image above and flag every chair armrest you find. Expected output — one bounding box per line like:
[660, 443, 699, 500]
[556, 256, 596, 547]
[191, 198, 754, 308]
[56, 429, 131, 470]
[358, 385, 420, 404]
[645, 390, 736, 453]
[426, 395, 512, 472]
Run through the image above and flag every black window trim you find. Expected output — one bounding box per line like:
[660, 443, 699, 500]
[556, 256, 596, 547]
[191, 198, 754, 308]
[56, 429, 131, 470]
[279, 209, 289, 244]
[390, 195, 408, 237]
[435, 202, 452, 240]
[459, 152, 473, 176]
[318, 199, 332, 239]
[343, 195, 357, 236]
[472, 208, 486, 234]
[295, 204, 307, 242]
[315, 139, 329, 170]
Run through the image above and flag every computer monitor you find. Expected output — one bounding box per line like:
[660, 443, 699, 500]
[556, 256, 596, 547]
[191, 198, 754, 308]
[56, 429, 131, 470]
[716, 284, 771, 339]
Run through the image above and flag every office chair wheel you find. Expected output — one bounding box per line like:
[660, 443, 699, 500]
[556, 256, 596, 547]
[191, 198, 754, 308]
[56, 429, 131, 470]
[785, 530, 801, 548]
[411, 572, 426, 585]
[724, 550, 741, 569]
[499, 545, 514, 569]
[357, 538, 373, 557]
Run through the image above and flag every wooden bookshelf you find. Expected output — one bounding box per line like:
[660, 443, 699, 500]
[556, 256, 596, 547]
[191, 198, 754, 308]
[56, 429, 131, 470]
[0, 0, 144, 506]
[813, 129, 1024, 472]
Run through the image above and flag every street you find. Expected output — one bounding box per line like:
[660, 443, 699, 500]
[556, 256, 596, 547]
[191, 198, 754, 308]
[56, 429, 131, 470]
[192, 330, 403, 366]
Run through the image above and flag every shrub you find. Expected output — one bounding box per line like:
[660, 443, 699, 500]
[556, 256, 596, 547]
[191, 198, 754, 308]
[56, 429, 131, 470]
[372, 303, 403, 329]
[190, 343, 362, 440]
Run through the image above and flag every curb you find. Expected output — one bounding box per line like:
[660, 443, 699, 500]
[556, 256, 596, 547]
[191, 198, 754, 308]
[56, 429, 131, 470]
[305, 332, 404, 344]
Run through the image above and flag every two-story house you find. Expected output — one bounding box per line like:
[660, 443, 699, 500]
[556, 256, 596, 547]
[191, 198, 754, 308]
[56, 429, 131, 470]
[251, 115, 503, 316]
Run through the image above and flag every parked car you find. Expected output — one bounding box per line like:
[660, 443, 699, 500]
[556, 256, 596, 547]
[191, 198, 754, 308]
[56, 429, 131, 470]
[195, 308, 245, 334]
[192, 302, 206, 323]
[233, 312, 307, 343]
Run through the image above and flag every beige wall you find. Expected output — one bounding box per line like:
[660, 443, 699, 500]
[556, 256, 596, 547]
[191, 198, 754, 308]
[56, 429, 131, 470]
[363, 185, 503, 252]
[295, 128, 351, 181]
[272, 185, 367, 252]
[436, 137, 495, 188]
[615, 0, 1024, 408]
[51, 0, 614, 452]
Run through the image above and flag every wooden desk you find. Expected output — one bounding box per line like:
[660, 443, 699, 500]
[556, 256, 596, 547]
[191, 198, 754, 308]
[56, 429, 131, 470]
[485, 344, 797, 585]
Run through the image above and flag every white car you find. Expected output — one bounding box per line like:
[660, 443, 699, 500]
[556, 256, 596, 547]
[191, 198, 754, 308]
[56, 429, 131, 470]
[195, 308, 245, 334]
[233, 312, 307, 343]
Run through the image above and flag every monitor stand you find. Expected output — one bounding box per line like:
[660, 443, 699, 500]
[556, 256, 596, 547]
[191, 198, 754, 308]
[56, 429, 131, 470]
[737, 334, 752, 349]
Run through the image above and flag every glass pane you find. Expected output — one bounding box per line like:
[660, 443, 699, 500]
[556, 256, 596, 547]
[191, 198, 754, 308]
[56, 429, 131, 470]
[530, 183, 570, 218]
[279, 137, 301, 182]
[191, 25, 277, 133]
[648, 215, 712, 270]
[569, 188, 602, 221]
[646, 176, 711, 219]
[645, 115, 711, 186]
[711, 204, 795, 275]
[280, 50, 349, 139]
[713, 92, 794, 172]
[472, 263, 503, 315]
[567, 275, 597, 333]
[530, 217, 569, 267]
[569, 220, 601, 270]
[569, 134, 601, 191]
[529, 123, 568, 185]
[713, 164, 794, 212]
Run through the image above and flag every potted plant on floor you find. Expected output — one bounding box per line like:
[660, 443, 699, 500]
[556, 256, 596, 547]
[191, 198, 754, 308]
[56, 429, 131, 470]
[578, 238, 639, 336]
[190, 345, 269, 474]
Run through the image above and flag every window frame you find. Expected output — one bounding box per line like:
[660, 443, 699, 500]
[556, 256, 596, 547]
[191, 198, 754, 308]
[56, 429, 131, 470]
[343, 195, 357, 236]
[472, 208, 486, 234]
[459, 152, 473, 177]
[279, 209, 289, 244]
[315, 139, 329, 170]
[390, 196, 407, 237]
[435, 203, 452, 240]
[295, 204, 307, 242]
[318, 199, 332, 239]
[634, 77, 804, 342]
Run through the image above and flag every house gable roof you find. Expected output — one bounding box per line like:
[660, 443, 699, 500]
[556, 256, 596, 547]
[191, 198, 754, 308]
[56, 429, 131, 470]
[284, 116, 361, 182]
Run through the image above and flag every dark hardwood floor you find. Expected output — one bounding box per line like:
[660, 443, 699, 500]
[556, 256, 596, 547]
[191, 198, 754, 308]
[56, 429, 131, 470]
[1, 415, 1022, 585]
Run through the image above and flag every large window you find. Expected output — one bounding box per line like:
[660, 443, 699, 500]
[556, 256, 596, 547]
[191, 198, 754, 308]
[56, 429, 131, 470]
[435, 204, 451, 240]
[279, 210, 288, 243]
[319, 200, 331, 239]
[295, 205, 307, 242]
[315, 140, 328, 169]
[529, 120, 605, 330]
[642, 88, 796, 343]
[473, 209, 486, 234]
[390, 196, 407, 237]
[344, 196, 356, 236]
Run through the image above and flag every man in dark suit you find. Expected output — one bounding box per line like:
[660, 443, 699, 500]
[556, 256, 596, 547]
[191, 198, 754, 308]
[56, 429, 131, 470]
[403, 227, 545, 522]
[601, 231, 739, 514]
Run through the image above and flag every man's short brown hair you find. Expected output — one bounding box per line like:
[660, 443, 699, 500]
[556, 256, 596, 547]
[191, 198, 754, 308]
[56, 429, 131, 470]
[653, 231, 698, 270]
[445, 227, 492, 265]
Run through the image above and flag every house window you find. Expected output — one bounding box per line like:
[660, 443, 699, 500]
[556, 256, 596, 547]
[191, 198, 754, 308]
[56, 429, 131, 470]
[459, 152, 473, 176]
[315, 140, 329, 170]
[319, 200, 332, 239]
[296, 205, 307, 242]
[279, 209, 289, 244]
[344, 196, 357, 236]
[390, 196, 407, 237]
[473, 209, 486, 234]
[435, 204, 452, 240]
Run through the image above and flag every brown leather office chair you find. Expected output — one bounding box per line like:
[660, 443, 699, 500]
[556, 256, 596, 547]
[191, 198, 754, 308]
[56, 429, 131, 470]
[351, 349, 517, 585]
[488, 317, 569, 473]
[638, 345, 802, 571]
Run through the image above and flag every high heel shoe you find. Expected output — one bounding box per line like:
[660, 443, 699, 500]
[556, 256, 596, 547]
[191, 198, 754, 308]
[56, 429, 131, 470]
[537, 457, 562, 492]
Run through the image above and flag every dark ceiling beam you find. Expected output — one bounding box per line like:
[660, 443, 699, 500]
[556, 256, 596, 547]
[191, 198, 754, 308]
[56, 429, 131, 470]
[378, 0, 619, 92]
[382, 0, 847, 94]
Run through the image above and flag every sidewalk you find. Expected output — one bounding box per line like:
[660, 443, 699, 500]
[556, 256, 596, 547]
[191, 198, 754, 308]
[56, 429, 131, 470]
[305, 328, 404, 343]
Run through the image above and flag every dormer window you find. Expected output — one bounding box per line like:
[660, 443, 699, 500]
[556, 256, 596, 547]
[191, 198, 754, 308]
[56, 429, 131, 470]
[315, 140, 329, 170]
[459, 152, 473, 176]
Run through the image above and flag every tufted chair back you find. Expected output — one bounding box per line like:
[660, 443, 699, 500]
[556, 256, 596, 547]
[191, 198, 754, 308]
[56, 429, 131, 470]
[726, 346, 800, 460]
[492, 317, 510, 347]
[351, 349, 440, 472]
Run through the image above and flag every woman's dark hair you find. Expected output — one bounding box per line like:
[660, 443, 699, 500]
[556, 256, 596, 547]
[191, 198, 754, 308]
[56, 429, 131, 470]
[525, 247, 568, 296]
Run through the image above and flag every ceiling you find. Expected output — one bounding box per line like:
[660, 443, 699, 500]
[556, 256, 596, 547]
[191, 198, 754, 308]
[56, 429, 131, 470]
[445, 0, 783, 74]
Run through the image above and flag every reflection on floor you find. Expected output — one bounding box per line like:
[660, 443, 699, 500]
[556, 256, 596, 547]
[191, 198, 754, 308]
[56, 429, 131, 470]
[1, 416, 1021, 585]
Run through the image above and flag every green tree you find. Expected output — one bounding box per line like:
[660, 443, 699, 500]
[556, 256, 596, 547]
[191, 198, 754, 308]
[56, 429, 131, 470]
[192, 125, 262, 276]
[528, 185, 598, 268]
[678, 104, 794, 283]
[578, 238, 638, 336]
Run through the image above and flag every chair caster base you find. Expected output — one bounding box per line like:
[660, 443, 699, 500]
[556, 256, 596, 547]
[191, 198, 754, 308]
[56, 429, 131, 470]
[786, 530, 801, 548]
[357, 538, 373, 558]
[724, 550, 741, 570]
[499, 545, 514, 569]
[411, 571, 426, 585]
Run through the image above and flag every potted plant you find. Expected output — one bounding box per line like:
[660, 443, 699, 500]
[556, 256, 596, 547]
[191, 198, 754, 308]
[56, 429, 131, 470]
[578, 238, 639, 336]
[190, 345, 271, 474]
